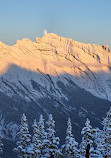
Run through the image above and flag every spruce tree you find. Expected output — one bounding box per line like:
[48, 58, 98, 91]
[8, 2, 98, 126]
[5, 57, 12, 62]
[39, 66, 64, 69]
[90, 147, 102, 158]
[45, 114, 61, 158]
[79, 118, 93, 157]
[32, 119, 41, 158]
[62, 118, 79, 158]
[94, 128, 105, 157]
[38, 115, 48, 157]
[14, 113, 32, 158]
[102, 107, 111, 157]
[38, 115, 47, 141]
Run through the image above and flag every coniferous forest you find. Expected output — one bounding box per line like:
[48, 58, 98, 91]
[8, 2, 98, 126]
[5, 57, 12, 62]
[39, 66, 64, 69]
[1, 108, 111, 158]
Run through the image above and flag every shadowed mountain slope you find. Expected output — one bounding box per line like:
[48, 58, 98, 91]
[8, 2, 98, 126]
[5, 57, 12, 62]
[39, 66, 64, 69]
[0, 64, 110, 158]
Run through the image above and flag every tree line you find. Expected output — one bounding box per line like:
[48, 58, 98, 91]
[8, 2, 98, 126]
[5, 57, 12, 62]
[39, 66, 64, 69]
[1, 108, 111, 157]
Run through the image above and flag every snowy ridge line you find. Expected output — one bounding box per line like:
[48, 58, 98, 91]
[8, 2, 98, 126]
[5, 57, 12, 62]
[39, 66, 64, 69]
[0, 33, 111, 101]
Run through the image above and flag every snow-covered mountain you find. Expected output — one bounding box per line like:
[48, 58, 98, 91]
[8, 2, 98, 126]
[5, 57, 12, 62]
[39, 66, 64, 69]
[0, 33, 111, 101]
[0, 33, 111, 157]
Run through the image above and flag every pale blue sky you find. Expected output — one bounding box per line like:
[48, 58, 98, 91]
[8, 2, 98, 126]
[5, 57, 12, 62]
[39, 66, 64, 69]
[0, 0, 111, 47]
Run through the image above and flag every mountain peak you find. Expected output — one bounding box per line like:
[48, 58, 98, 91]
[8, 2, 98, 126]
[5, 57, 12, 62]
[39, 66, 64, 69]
[0, 33, 111, 100]
[43, 33, 60, 38]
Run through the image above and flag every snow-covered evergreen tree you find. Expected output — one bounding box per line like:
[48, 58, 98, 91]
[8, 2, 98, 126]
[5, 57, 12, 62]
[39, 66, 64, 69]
[14, 113, 32, 158]
[32, 119, 41, 158]
[93, 128, 105, 157]
[79, 118, 94, 158]
[38, 115, 47, 141]
[62, 118, 79, 158]
[44, 114, 61, 158]
[38, 114, 48, 157]
[90, 147, 102, 158]
[102, 107, 111, 157]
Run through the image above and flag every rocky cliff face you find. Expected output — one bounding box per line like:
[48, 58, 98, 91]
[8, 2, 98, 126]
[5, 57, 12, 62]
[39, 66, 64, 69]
[0, 33, 111, 101]
[0, 33, 111, 157]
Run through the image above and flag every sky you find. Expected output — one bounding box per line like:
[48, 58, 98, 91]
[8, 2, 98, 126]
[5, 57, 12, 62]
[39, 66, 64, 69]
[0, 0, 111, 47]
